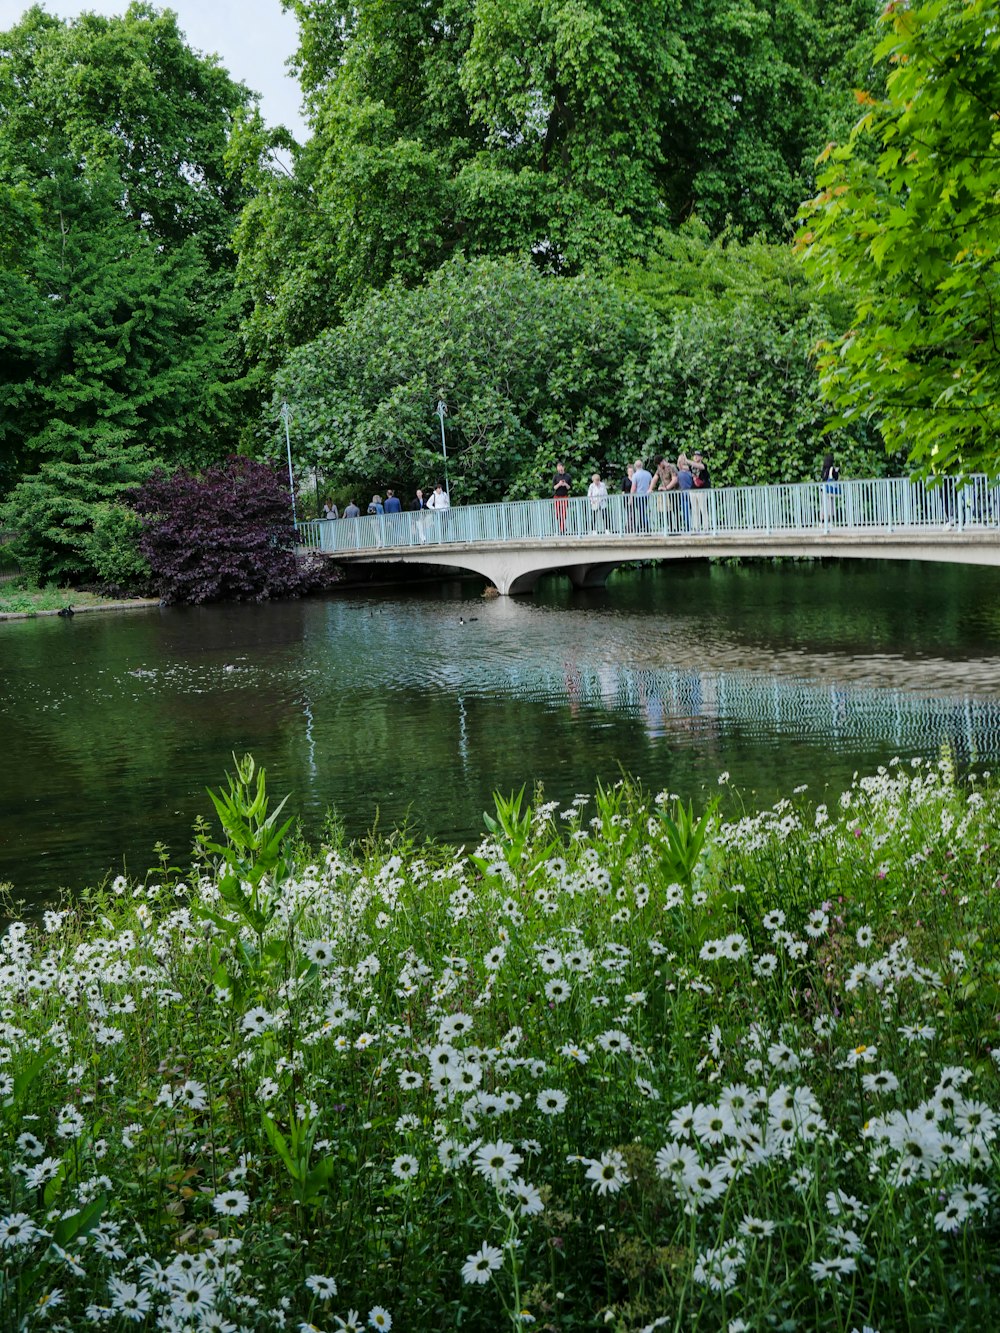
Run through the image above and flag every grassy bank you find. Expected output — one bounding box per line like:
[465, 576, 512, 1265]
[1, 758, 998, 1332]
[0, 579, 155, 618]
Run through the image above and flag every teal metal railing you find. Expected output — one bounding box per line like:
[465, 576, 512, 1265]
[297, 476, 1000, 555]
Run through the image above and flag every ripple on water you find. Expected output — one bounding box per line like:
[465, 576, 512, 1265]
[2, 560, 1000, 898]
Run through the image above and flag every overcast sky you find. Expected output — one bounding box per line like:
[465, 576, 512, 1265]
[0, 0, 309, 140]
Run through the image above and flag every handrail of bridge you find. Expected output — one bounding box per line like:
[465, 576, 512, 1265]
[297, 475, 1000, 556]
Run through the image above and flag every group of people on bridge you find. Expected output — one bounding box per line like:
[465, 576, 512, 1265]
[322, 483, 451, 525]
[313, 447, 860, 542]
[554, 452, 713, 536]
[318, 452, 718, 538]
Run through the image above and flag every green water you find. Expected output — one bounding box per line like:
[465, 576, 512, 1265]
[3, 560, 1000, 900]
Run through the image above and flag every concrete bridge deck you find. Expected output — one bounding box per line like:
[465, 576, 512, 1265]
[298, 478, 1000, 595]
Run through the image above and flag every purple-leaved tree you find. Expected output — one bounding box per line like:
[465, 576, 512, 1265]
[133, 457, 320, 604]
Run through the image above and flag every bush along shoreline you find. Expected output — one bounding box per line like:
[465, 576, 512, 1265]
[1, 757, 998, 1332]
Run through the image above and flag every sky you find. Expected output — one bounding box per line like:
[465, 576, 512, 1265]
[0, 0, 309, 140]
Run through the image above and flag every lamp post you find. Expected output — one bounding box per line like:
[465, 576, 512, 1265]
[280, 400, 297, 528]
[435, 399, 450, 498]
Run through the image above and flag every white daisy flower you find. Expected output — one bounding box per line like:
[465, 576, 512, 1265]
[212, 1190, 250, 1217]
[0, 1213, 37, 1249]
[305, 940, 336, 966]
[473, 1140, 522, 1183]
[461, 1241, 503, 1285]
[535, 1089, 567, 1116]
[507, 1178, 544, 1216]
[305, 1274, 338, 1298]
[391, 1155, 419, 1182]
[584, 1150, 629, 1195]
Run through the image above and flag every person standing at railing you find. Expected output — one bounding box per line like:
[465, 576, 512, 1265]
[322, 499, 339, 520]
[821, 452, 840, 523]
[649, 455, 679, 533]
[383, 488, 402, 544]
[412, 488, 430, 544]
[631, 457, 653, 533]
[587, 473, 609, 532]
[343, 499, 360, 549]
[427, 480, 450, 541]
[552, 462, 572, 535]
[690, 451, 711, 532]
[367, 493, 385, 548]
[676, 454, 693, 531]
[622, 463, 635, 532]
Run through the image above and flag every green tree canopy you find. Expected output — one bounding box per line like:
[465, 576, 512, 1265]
[237, 0, 878, 365]
[0, 5, 259, 493]
[276, 252, 887, 505]
[275, 257, 661, 502]
[799, 0, 1000, 478]
[0, 3, 252, 265]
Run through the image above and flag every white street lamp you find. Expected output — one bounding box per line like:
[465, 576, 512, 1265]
[280, 399, 298, 528]
[435, 399, 450, 498]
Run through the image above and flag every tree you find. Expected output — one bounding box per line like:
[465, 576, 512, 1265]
[236, 0, 879, 363]
[4, 434, 152, 585]
[132, 457, 316, 604]
[275, 258, 661, 500]
[615, 225, 892, 482]
[798, 0, 1000, 477]
[274, 252, 890, 504]
[0, 4, 252, 266]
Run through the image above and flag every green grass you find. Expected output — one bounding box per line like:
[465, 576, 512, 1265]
[0, 578, 141, 615]
[0, 756, 998, 1332]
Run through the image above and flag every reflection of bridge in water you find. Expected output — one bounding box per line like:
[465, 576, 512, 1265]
[326, 589, 1000, 769]
[299, 476, 1000, 595]
[547, 662, 1000, 762]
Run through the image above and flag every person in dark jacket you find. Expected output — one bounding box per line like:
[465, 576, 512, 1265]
[552, 462, 571, 535]
[821, 452, 840, 522]
[412, 488, 430, 543]
[690, 451, 711, 532]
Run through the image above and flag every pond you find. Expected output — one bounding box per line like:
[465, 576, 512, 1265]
[3, 559, 1000, 902]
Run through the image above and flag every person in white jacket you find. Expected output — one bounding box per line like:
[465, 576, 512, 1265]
[587, 473, 609, 533]
[427, 481, 450, 540]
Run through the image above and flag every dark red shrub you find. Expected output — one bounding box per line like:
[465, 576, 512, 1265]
[132, 457, 319, 604]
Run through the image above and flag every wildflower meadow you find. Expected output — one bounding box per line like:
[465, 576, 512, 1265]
[1, 755, 998, 1332]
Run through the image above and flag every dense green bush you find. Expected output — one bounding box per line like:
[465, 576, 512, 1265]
[275, 256, 659, 503]
[84, 504, 151, 593]
[2, 438, 152, 585]
[277, 248, 890, 503]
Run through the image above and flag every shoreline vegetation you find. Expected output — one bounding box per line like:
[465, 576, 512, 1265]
[0, 582, 160, 620]
[1, 757, 998, 1331]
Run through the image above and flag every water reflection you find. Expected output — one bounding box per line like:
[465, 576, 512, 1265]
[2, 560, 1000, 899]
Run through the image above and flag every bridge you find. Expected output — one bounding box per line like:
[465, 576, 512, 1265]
[297, 475, 1000, 596]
